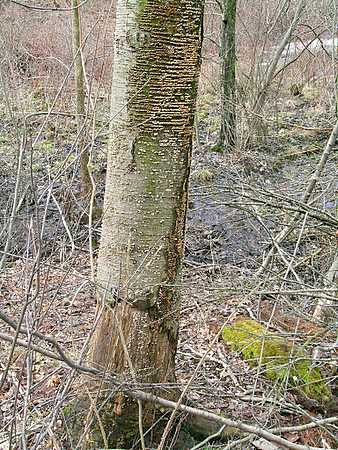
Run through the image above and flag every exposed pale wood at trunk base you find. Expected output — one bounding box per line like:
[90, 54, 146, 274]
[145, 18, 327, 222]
[81, 0, 204, 447]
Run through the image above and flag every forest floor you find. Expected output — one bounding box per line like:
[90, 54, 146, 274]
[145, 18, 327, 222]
[0, 84, 337, 449]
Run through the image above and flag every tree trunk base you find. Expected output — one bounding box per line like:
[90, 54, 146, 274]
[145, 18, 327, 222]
[68, 393, 241, 449]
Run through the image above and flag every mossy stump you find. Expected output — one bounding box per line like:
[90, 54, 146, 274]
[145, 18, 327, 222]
[222, 319, 332, 404]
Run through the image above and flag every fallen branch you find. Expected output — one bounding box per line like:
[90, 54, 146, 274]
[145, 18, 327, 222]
[0, 312, 337, 449]
[128, 390, 337, 450]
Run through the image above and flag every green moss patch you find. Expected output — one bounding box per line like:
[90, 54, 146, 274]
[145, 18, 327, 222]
[192, 168, 215, 182]
[222, 319, 331, 403]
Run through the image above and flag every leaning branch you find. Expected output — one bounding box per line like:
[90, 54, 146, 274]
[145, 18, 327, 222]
[248, 0, 306, 138]
[258, 118, 338, 275]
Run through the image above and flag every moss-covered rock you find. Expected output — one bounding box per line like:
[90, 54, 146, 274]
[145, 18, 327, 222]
[222, 319, 332, 403]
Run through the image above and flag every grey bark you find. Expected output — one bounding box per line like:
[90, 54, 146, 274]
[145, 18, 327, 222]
[84, 1, 205, 447]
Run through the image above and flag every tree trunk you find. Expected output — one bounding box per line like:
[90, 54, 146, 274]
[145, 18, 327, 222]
[85, 1, 204, 448]
[218, 0, 237, 151]
[71, 0, 91, 198]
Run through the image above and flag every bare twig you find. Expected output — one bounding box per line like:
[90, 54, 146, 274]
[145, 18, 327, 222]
[0, 134, 26, 269]
[190, 424, 226, 450]
[9, 0, 90, 12]
[258, 118, 338, 275]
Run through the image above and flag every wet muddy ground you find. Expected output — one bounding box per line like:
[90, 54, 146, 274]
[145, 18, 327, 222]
[0, 90, 337, 448]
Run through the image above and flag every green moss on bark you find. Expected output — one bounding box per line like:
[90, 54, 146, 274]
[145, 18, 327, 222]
[222, 319, 332, 403]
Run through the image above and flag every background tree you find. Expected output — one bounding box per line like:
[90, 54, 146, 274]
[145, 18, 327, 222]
[71, 0, 91, 198]
[84, 1, 205, 448]
[218, 0, 237, 151]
